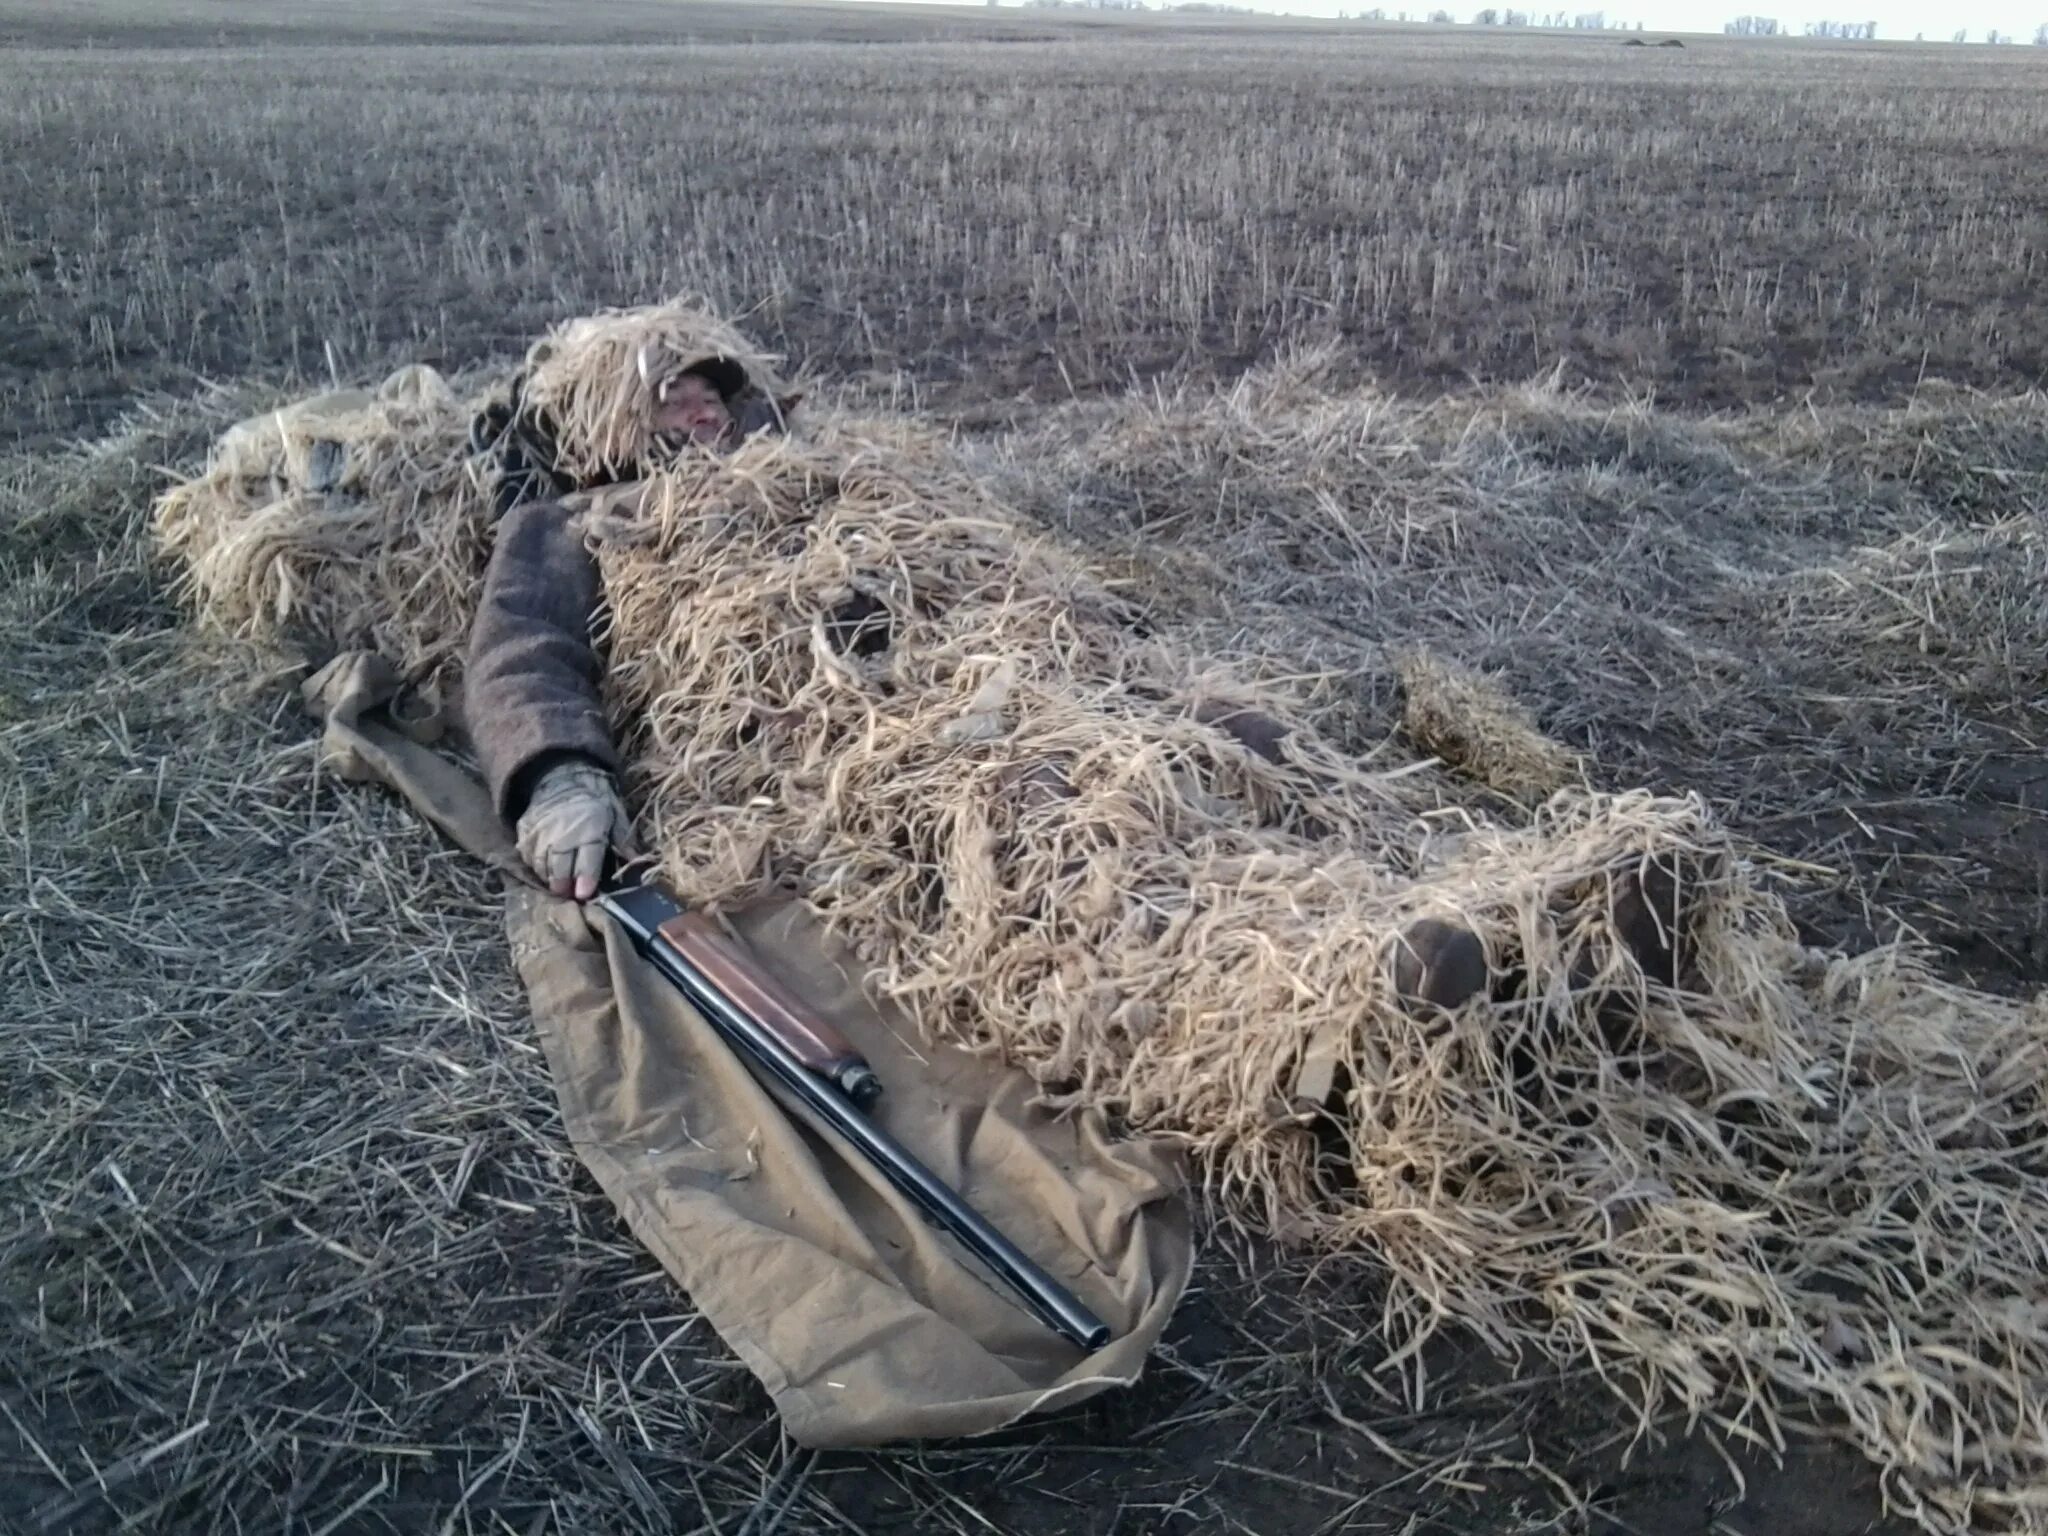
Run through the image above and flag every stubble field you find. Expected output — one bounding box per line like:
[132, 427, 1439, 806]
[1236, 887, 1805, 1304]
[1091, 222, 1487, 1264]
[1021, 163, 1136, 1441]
[3, 4, 2045, 1535]
[6, 0, 2048, 452]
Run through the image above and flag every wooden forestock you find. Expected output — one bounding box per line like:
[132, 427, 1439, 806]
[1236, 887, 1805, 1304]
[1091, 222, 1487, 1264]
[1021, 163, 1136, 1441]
[658, 911, 861, 1077]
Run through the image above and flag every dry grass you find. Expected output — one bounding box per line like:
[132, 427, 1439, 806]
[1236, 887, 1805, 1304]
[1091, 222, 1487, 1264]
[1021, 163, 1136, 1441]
[1011, 354, 2048, 982]
[1397, 650, 1582, 803]
[152, 365, 495, 682]
[6, 11, 2048, 454]
[140, 300, 2048, 1533]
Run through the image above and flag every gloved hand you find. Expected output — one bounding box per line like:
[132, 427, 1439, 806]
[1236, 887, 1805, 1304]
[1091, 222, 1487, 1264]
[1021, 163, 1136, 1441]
[515, 759, 638, 901]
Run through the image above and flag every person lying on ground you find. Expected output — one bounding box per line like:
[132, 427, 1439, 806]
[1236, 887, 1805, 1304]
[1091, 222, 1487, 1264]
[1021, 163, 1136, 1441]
[462, 345, 1689, 1032]
[466, 354, 795, 902]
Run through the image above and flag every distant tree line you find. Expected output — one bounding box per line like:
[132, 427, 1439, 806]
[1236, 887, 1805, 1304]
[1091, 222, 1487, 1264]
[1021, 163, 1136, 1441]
[1724, 14, 2048, 37]
[998, 0, 2048, 33]
[1723, 13, 1874, 35]
[1470, 8, 1639, 24]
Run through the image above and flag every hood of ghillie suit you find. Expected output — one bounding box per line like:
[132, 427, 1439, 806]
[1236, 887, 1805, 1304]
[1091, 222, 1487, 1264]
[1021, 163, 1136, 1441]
[514, 300, 793, 485]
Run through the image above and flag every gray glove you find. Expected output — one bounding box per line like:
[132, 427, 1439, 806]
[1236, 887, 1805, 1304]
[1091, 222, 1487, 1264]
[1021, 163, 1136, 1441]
[515, 759, 637, 901]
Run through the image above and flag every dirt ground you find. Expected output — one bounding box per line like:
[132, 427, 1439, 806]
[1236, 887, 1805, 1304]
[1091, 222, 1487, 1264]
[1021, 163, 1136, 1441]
[4, 6, 2045, 1535]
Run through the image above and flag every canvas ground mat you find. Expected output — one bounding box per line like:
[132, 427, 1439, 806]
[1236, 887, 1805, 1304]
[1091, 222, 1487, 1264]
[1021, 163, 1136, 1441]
[301, 650, 1194, 1445]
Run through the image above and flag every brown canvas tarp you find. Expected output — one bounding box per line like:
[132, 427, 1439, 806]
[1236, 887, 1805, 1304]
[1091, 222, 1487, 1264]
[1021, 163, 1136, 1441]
[302, 652, 1193, 1445]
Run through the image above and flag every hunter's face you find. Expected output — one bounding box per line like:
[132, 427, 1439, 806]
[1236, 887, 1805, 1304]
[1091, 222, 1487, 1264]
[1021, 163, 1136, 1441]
[653, 374, 732, 447]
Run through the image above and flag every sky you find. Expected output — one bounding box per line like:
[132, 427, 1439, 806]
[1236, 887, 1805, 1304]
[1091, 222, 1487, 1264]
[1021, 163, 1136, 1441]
[963, 0, 2048, 43]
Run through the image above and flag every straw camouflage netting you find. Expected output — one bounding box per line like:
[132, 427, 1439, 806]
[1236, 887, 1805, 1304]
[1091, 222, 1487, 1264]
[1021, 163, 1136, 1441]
[153, 363, 495, 682]
[155, 300, 2048, 1534]
[152, 303, 792, 683]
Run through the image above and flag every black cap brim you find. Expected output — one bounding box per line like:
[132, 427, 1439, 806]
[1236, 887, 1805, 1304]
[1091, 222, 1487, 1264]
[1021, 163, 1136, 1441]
[675, 355, 752, 402]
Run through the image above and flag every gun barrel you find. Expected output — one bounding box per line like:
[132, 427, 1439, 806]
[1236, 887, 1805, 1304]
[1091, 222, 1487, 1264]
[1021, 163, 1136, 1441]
[597, 883, 1112, 1352]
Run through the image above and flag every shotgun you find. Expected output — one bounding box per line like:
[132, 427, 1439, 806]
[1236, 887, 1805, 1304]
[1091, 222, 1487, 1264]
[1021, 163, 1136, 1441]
[594, 879, 1113, 1352]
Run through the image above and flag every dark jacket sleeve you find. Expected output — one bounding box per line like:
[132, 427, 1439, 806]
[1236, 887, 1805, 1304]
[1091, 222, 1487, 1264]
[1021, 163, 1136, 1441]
[464, 497, 620, 823]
